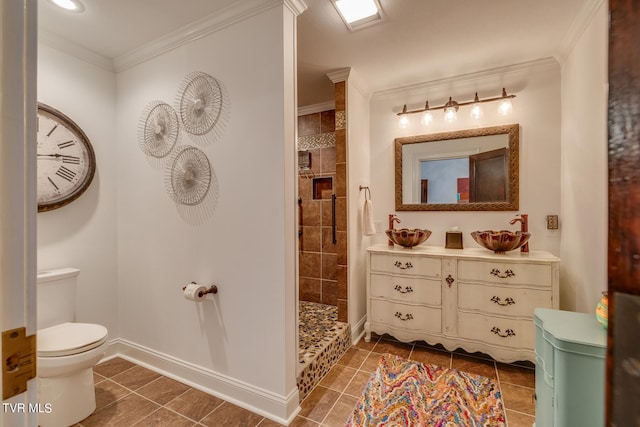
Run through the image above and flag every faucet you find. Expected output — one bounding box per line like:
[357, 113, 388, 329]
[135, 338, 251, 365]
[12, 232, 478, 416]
[509, 213, 529, 253]
[388, 214, 401, 246]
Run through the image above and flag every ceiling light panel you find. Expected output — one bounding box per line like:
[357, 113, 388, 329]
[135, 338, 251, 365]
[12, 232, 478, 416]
[48, 0, 85, 12]
[332, 0, 384, 31]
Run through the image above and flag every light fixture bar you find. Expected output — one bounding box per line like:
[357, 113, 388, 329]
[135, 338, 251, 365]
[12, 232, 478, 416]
[396, 88, 516, 116]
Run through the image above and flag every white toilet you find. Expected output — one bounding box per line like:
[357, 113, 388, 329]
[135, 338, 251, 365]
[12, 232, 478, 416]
[37, 268, 109, 427]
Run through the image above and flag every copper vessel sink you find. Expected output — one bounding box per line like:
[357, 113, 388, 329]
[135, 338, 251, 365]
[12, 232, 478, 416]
[470, 230, 531, 254]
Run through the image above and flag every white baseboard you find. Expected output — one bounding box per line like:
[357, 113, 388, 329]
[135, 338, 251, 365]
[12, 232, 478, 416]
[101, 339, 300, 424]
[351, 315, 367, 345]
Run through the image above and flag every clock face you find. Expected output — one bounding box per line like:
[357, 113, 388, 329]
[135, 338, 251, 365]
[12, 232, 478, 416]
[37, 103, 96, 212]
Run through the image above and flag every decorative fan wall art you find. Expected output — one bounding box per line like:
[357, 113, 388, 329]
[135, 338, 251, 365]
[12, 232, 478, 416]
[165, 145, 211, 205]
[175, 71, 230, 146]
[164, 145, 219, 225]
[137, 101, 179, 166]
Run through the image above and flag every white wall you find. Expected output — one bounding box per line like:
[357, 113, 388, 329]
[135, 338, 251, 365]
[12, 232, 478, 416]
[369, 59, 562, 256]
[560, 0, 608, 312]
[345, 70, 371, 341]
[37, 44, 119, 338]
[115, 3, 298, 419]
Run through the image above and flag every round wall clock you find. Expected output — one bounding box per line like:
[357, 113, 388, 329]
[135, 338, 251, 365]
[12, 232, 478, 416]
[37, 103, 96, 212]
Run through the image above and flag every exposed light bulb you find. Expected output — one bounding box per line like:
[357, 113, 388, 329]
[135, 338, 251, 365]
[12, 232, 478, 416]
[421, 101, 433, 126]
[443, 97, 459, 123]
[399, 114, 409, 129]
[498, 99, 513, 116]
[444, 108, 457, 123]
[421, 111, 433, 126]
[470, 93, 483, 119]
[498, 88, 513, 116]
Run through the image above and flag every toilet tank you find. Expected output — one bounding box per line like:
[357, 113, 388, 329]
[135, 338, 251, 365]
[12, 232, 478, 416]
[37, 268, 80, 330]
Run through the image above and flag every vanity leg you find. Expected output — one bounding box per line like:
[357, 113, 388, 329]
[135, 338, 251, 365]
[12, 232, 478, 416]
[364, 321, 371, 342]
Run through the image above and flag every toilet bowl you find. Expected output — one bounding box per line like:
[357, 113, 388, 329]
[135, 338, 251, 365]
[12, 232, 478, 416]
[37, 269, 109, 427]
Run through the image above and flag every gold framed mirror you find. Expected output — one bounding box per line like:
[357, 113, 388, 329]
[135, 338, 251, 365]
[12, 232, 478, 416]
[395, 124, 519, 211]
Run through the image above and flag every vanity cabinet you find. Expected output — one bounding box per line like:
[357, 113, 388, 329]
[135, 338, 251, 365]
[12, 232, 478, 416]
[533, 308, 606, 427]
[365, 244, 559, 363]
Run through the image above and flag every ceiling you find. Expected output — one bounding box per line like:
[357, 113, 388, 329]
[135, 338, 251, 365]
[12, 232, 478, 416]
[38, 0, 587, 108]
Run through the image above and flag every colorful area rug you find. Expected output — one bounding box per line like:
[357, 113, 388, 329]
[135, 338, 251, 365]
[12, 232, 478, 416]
[345, 354, 507, 427]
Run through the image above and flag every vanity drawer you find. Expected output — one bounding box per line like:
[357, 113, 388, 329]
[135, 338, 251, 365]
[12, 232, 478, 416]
[370, 299, 442, 334]
[457, 260, 552, 287]
[370, 253, 441, 277]
[458, 312, 535, 350]
[370, 274, 441, 306]
[458, 283, 552, 317]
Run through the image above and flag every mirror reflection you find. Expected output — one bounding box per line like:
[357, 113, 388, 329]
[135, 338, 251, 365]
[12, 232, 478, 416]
[395, 124, 519, 211]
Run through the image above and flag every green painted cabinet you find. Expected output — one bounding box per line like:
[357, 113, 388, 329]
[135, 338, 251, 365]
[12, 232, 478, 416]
[533, 308, 606, 427]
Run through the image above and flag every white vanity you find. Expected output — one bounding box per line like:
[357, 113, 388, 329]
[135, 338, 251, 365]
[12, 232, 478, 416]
[365, 244, 559, 363]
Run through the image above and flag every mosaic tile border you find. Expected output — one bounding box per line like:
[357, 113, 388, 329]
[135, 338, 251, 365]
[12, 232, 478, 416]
[335, 110, 346, 131]
[298, 132, 336, 150]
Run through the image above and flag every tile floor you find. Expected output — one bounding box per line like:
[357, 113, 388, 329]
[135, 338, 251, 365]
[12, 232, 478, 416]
[81, 335, 536, 426]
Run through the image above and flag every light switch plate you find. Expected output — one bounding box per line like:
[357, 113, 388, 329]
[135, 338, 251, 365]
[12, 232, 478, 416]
[546, 215, 559, 230]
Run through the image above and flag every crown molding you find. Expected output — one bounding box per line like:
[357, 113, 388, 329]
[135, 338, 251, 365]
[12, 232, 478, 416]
[38, 29, 114, 72]
[114, 0, 307, 73]
[555, 0, 605, 64]
[372, 57, 559, 100]
[327, 68, 351, 83]
[297, 101, 335, 116]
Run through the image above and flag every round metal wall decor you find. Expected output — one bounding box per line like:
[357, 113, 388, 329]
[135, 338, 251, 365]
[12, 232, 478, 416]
[175, 71, 229, 146]
[138, 101, 179, 159]
[165, 145, 211, 206]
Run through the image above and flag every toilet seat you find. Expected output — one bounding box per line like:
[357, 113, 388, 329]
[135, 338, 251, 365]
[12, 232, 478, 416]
[38, 322, 108, 357]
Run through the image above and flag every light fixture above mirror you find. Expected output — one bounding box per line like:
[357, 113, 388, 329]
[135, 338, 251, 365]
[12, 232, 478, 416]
[396, 88, 516, 128]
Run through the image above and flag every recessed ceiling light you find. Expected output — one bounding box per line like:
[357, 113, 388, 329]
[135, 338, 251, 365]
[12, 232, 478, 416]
[332, 0, 384, 31]
[48, 0, 85, 12]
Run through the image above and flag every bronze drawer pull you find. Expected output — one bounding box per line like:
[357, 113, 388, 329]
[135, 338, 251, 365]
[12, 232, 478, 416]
[490, 327, 516, 338]
[490, 296, 516, 306]
[445, 275, 454, 287]
[490, 268, 515, 279]
[394, 312, 414, 321]
[394, 261, 413, 270]
[394, 285, 413, 294]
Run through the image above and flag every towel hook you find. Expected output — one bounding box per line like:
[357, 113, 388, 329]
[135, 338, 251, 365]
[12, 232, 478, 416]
[359, 185, 371, 200]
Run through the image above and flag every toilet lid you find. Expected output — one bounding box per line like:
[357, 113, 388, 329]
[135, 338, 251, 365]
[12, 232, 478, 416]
[38, 322, 108, 357]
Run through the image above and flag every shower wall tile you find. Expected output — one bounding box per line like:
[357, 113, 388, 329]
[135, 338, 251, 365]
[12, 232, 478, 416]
[320, 147, 336, 174]
[322, 280, 338, 306]
[337, 299, 348, 323]
[300, 252, 321, 278]
[298, 113, 320, 137]
[298, 107, 339, 307]
[336, 231, 348, 266]
[298, 177, 312, 201]
[336, 197, 347, 232]
[337, 266, 348, 299]
[300, 226, 321, 252]
[308, 148, 321, 175]
[322, 228, 337, 254]
[335, 163, 346, 197]
[335, 129, 346, 163]
[301, 201, 321, 226]
[300, 277, 321, 303]
[322, 254, 337, 280]
[321, 199, 333, 225]
[335, 82, 346, 111]
[321, 110, 336, 133]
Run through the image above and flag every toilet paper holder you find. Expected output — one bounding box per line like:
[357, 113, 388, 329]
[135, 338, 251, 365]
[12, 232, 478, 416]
[182, 282, 218, 298]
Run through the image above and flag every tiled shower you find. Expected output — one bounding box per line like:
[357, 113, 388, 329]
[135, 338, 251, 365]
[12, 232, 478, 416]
[296, 104, 350, 399]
